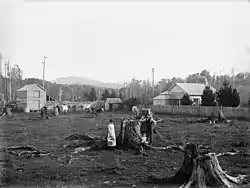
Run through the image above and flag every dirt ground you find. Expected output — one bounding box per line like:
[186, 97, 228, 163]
[0, 111, 250, 187]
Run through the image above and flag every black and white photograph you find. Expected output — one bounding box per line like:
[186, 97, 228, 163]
[0, 0, 250, 187]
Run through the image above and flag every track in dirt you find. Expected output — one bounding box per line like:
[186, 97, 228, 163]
[0, 112, 249, 187]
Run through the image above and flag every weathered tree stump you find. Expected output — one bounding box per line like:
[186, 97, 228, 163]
[150, 143, 247, 188]
[0, 151, 16, 186]
[117, 119, 143, 151]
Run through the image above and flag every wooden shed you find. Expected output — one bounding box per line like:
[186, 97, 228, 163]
[105, 98, 122, 111]
[16, 84, 46, 112]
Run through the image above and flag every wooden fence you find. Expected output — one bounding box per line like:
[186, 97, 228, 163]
[150, 105, 250, 120]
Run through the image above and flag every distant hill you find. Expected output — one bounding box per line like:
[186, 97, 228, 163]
[53, 76, 123, 89]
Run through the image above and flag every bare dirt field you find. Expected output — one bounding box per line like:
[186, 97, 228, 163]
[0, 111, 250, 187]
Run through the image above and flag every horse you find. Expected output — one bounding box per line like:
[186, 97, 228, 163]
[83, 104, 91, 113]
[95, 108, 104, 115]
[89, 107, 104, 117]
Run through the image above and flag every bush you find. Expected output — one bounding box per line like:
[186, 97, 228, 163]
[216, 80, 240, 107]
[123, 97, 141, 110]
[181, 93, 193, 105]
[201, 86, 216, 106]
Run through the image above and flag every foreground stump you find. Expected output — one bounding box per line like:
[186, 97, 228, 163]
[150, 143, 247, 188]
[0, 151, 16, 186]
[117, 119, 143, 151]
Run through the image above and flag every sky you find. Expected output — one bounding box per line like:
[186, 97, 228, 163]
[1, 0, 250, 84]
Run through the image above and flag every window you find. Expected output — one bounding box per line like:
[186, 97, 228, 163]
[33, 90, 40, 98]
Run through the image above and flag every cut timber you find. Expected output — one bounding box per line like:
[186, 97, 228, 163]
[150, 143, 247, 188]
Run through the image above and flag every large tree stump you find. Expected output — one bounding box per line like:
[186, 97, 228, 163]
[0, 151, 16, 186]
[150, 143, 247, 188]
[117, 119, 144, 152]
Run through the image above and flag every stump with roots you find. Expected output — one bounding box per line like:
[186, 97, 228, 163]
[116, 119, 145, 152]
[150, 143, 247, 188]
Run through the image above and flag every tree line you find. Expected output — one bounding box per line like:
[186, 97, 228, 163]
[1, 65, 250, 107]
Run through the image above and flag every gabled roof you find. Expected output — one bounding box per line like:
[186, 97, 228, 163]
[169, 83, 216, 96]
[153, 92, 184, 100]
[17, 84, 46, 92]
[106, 98, 122, 104]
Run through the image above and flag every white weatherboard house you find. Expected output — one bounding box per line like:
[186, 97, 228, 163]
[16, 84, 46, 111]
[153, 83, 216, 106]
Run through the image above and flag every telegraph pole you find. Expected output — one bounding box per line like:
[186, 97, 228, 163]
[0, 53, 2, 95]
[4, 61, 8, 102]
[8, 61, 11, 101]
[231, 68, 235, 88]
[42, 56, 47, 89]
[152, 68, 155, 96]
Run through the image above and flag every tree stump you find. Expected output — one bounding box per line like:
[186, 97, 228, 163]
[150, 143, 247, 188]
[117, 119, 144, 152]
[0, 151, 15, 186]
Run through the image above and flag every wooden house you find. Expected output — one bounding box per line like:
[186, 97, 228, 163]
[16, 84, 46, 112]
[153, 83, 216, 106]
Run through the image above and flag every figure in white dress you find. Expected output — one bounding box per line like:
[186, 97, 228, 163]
[107, 119, 116, 149]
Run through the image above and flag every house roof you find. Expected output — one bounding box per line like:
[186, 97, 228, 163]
[106, 98, 122, 104]
[169, 83, 216, 96]
[153, 92, 183, 100]
[17, 84, 46, 92]
[153, 95, 169, 100]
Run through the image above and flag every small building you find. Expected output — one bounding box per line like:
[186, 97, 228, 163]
[105, 98, 123, 111]
[16, 84, 46, 111]
[153, 83, 216, 106]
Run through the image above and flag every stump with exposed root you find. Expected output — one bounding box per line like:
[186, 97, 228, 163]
[150, 143, 247, 188]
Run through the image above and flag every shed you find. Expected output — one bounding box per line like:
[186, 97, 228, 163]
[105, 98, 122, 111]
[16, 84, 46, 112]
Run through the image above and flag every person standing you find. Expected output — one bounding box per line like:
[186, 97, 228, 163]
[54, 106, 59, 116]
[107, 119, 116, 150]
[40, 105, 50, 119]
[144, 114, 157, 145]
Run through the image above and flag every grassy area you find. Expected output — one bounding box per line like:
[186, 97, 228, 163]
[0, 112, 249, 187]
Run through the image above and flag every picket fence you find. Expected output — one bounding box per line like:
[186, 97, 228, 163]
[150, 105, 250, 120]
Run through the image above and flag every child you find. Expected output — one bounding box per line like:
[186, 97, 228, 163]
[107, 119, 116, 150]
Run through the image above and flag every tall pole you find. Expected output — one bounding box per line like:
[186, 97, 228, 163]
[0, 53, 2, 96]
[152, 68, 154, 96]
[42, 56, 47, 89]
[8, 61, 11, 101]
[4, 62, 7, 102]
[231, 68, 235, 88]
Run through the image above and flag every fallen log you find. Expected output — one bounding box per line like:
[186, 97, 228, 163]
[1, 145, 50, 158]
[148, 143, 248, 187]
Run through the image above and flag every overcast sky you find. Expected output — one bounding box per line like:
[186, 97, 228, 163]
[1, 0, 250, 83]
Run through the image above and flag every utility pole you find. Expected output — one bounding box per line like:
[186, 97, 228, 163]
[0, 53, 2, 96]
[4, 61, 8, 102]
[152, 68, 155, 96]
[231, 68, 235, 88]
[8, 61, 11, 101]
[219, 70, 222, 87]
[42, 56, 47, 89]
